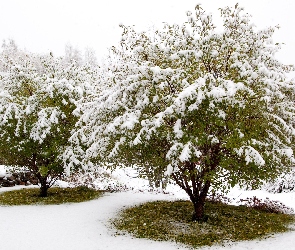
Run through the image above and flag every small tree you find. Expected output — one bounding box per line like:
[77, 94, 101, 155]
[0, 50, 95, 196]
[71, 4, 295, 220]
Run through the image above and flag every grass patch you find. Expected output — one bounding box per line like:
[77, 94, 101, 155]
[113, 200, 295, 248]
[0, 186, 103, 205]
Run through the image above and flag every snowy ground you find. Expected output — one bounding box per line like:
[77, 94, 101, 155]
[1, 165, 295, 250]
[0, 189, 186, 250]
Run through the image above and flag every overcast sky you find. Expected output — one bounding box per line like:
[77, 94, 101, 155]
[0, 0, 294, 65]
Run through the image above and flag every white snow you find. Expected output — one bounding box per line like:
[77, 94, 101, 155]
[0, 189, 186, 250]
[0, 167, 6, 178]
[1, 164, 295, 250]
[1, 185, 295, 250]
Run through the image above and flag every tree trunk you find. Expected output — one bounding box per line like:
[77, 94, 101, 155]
[37, 175, 49, 197]
[39, 182, 49, 197]
[40, 187, 48, 197]
[172, 163, 212, 222]
[172, 145, 221, 222]
[192, 197, 208, 222]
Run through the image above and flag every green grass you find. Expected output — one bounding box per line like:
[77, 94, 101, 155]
[0, 186, 103, 205]
[113, 200, 295, 248]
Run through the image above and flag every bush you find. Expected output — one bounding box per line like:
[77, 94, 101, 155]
[65, 168, 129, 192]
[263, 169, 295, 193]
[238, 196, 294, 214]
[206, 192, 232, 204]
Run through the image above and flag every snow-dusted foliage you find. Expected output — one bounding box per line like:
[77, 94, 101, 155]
[0, 47, 96, 196]
[63, 165, 154, 192]
[263, 168, 295, 193]
[70, 4, 295, 220]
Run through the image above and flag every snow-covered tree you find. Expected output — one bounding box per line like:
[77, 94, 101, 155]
[84, 47, 98, 67]
[0, 50, 95, 197]
[64, 43, 83, 66]
[71, 4, 295, 220]
[1, 39, 18, 54]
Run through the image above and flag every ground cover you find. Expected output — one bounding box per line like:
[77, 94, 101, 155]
[113, 200, 295, 248]
[0, 186, 103, 205]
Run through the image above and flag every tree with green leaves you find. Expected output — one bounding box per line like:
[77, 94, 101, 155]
[0, 49, 95, 197]
[70, 4, 295, 221]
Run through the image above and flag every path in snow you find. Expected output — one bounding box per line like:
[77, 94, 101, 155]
[0, 188, 295, 250]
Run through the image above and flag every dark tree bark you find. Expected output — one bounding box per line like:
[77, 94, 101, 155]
[172, 166, 211, 222]
[191, 180, 211, 222]
[36, 173, 50, 197]
[172, 144, 220, 222]
[39, 180, 49, 197]
[29, 154, 59, 197]
[29, 155, 50, 197]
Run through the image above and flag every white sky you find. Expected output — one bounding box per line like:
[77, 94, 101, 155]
[0, 0, 294, 65]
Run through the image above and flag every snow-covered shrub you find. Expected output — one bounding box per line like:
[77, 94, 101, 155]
[64, 166, 153, 192]
[64, 167, 129, 192]
[263, 168, 295, 193]
[238, 196, 294, 214]
[206, 192, 232, 204]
